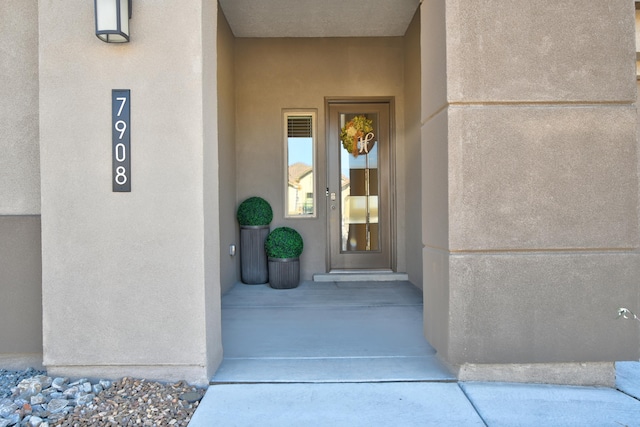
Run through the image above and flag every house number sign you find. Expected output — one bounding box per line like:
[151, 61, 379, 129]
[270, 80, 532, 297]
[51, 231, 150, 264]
[112, 89, 131, 192]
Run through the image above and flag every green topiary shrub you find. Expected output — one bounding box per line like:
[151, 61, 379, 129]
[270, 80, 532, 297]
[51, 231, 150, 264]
[265, 227, 304, 259]
[237, 197, 273, 226]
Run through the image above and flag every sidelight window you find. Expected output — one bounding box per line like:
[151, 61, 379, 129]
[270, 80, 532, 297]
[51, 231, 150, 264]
[284, 111, 316, 218]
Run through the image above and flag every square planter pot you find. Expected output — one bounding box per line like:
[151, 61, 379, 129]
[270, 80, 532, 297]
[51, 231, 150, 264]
[268, 257, 300, 289]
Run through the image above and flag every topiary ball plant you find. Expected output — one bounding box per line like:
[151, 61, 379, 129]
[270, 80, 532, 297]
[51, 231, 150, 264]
[265, 227, 304, 259]
[237, 196, 273, 226]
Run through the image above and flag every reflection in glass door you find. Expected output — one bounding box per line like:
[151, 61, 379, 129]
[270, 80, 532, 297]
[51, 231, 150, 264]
[327, 101, 392, 271]
[340, 113, 379, 252]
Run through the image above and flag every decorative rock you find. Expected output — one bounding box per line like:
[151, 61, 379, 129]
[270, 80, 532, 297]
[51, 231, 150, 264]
[46, 399, 68, 414]
[30, 394, 45, 405]
[23, 402, 32, 414]
[30, 404, 46, 416]
[62, 386, 78, 399]
[75, 393, 94, 406]
[15, 377, 46, 398]
[68, 379, 88, 388]
[36, 377, 52, 390]
[0, 369, 200, 427]
[81, 382, 92, 394]
[5, 412, 20, 426]
[12, 398, 27, 408]
[46, 413, 64, 424]
[0, 369, 46, 400]
[28, 415, 43, 427]
[50, 378, 67, 391]
[179, 392, 202, 403]
[13, 377, 42, 401]
[40, 388, 54, 397]
[0, 400, 17, 417]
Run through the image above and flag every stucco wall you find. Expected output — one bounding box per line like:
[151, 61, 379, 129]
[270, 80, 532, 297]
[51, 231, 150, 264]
[422, 0, 640, 382]
[39, 0, 221, 385]
[203, 1, 224, 379]
[217, 9, 238, 294]
[404, 11, 423, 288]
[0, 0, 43, 369]
[420, 0, 450, 358]
[235, 37, 406, 280]
[0, 217, 43, 369]
[0, 0, 40, 215]
[447, 1, 636, 103]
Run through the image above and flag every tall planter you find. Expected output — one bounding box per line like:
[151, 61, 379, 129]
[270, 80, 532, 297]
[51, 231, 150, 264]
[265, 227, 304, 290]
[237, 197, 273, 285]
[240, 225, 270, 284]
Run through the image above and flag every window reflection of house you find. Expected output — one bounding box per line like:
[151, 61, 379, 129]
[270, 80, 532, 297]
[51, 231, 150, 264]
[340, 173, 350, 251]
[287, 162, 314, 215]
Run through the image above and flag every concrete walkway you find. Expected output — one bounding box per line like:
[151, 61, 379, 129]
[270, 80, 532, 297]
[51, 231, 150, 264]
[189, 281, 640, 426]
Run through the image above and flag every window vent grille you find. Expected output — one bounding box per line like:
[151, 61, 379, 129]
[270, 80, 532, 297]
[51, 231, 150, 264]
[288, 116, 313, 138]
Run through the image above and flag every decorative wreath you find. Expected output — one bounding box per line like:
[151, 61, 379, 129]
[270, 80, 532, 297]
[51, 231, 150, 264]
[340, 115, 374, 157]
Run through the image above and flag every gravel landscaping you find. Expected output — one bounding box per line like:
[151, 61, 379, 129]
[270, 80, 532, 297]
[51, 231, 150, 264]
[0, 368, 205, 427]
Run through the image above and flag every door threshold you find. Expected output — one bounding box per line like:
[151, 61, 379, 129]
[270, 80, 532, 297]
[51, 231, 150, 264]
[313, 271, 409, 282]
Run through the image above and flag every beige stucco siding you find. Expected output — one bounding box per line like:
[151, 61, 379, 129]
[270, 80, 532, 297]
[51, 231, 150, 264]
[0, 216, 43, 368]
[448, 106, 638, 251]
[0, 0, 43, 369]
[447, 0, 636, 103]
[404, 11, 423, 287]
[0, 0, 40, 215]
[420, 0, 450, 360]
[38, 0, 221, 385]
[421, 0, 640, 381]
[216, 8, 238, 295]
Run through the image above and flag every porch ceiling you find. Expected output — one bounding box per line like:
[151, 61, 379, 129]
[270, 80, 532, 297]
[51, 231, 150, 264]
[218, 0, 421, 37]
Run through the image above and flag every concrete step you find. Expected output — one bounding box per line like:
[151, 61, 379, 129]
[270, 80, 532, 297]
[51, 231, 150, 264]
[212, 355, 455, 384]
[313, 272, 409, 282]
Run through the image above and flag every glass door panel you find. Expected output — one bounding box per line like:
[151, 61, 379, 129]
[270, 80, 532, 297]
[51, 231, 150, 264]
[339, 112, 380, 252]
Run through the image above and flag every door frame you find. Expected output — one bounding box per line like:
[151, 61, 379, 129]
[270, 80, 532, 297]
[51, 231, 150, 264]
[324, 97, 397, 272]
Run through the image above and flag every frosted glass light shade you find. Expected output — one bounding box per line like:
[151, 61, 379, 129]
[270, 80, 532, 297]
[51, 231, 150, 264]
[95, 0, 131, 43]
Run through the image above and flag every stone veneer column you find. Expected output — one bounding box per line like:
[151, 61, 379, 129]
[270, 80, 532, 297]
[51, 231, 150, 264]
[39, 1, 222, 385]
[422, 0, 640, 386]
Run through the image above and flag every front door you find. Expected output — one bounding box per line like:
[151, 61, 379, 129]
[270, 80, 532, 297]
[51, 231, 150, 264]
[327, 100, 393, 270]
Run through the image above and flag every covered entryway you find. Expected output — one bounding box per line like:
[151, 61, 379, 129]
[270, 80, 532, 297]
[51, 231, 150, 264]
[216, 0, 430, 386]
[216, 0, 429, 386]
[224, 6, 423, 283]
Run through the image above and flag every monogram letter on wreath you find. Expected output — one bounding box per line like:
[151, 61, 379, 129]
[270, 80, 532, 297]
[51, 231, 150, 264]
[340, 115, 375, 157]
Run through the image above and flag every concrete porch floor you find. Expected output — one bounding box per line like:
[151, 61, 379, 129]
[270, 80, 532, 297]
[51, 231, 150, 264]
[212, 280, 454, 383]
[190, 281, 640, 426]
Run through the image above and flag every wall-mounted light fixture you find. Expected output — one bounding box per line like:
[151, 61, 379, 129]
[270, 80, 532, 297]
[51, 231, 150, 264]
[95, 0, 132, 43]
